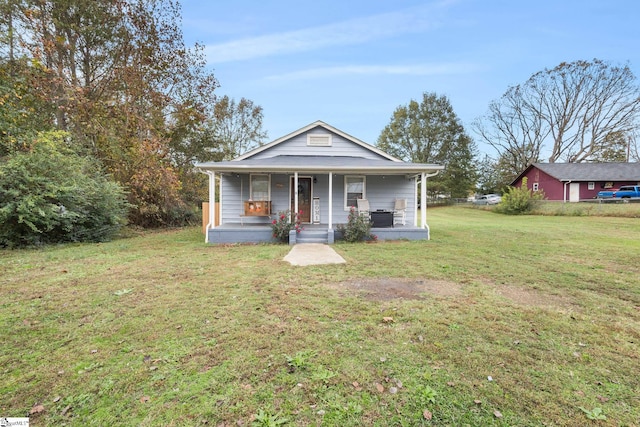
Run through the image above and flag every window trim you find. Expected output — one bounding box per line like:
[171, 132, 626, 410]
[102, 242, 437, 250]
[588, 182, 595, 190]
[532, 182, 539, 192]
[250, 174, 271, 201]
[344, 175, 366, 210]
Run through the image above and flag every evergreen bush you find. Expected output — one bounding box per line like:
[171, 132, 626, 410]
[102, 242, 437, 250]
[0, 132, 130, 247]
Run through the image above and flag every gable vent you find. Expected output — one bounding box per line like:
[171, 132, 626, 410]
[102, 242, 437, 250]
[307, 134, 332, 147]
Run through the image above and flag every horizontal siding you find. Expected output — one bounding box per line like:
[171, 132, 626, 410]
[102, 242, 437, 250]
[219, 173, 416, 226]
[250, 127, 387, 160]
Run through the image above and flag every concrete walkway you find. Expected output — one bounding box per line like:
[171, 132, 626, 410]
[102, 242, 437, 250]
[283, 243, 346, 266]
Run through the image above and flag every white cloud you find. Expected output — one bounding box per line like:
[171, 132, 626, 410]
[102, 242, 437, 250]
[204, 2, 453, 63]
[264, 62, 483, 81]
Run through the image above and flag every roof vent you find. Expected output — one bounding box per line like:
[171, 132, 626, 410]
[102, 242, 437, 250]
[307, 134, 332, 147]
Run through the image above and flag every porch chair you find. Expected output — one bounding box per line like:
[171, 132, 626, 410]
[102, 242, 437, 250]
[356, 198, 370, 220]
[393, 198, 406, 226]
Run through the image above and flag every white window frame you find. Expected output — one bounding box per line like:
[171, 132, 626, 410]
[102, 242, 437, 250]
[307, 134, 332, 147]
[588, 182, 595, 190]
[532, 182, 539, 192]
[344, 175, 366, 210]
[250, 174, 270, 201]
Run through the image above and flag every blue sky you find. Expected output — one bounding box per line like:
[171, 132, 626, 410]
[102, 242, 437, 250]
[180, 0, 640, 155]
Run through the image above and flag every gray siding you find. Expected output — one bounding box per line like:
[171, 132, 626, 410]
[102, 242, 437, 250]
[219, 172, 416, 226]
[249, 127, 388, 160]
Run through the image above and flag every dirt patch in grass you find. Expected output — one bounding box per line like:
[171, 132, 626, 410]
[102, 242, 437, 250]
[331, 278, 464, 301]
[495, 284, 576, 309]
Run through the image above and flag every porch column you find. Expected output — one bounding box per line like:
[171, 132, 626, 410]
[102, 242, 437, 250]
[421, 172, 427, 231]
[205, 171, 216, 244]
[218, 173, 223, 225]
[294, 172, 299, 220]
[328, 172, 333, 229]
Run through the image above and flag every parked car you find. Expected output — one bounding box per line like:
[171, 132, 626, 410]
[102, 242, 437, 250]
[473, 194, 502, 205]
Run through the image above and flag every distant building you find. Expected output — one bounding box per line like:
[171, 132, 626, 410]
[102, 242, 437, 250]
[511, 163, 640, 202]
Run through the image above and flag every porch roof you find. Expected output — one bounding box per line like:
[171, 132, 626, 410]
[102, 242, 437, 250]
[196, 155, 444, 175]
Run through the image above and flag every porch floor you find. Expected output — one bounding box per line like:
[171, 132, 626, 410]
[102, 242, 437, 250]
[206, 222, 429, 244]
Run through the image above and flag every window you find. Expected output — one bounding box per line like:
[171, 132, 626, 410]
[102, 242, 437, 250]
[250, 174, 270, 200]
[532, 182, 539, 192]
[588, 182, 595, 190]
[345, 176, 365, 209]
[307, 134, 332, 146]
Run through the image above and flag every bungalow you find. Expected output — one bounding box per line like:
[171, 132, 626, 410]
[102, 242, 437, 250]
[511, 162, 640, 202]
[196, 121, 444, 244]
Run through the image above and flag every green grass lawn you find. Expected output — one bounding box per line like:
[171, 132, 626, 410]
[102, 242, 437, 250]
[1, 207, 639, 426]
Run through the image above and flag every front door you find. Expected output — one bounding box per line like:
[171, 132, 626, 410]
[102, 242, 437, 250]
[291, 177, 312, 223]
[569, 182, 580, 202]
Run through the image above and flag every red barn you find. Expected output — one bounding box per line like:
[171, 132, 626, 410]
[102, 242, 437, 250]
[511, 163, 640, 202]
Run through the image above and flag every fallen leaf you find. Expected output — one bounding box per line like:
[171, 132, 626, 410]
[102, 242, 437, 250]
[575, 390, 585, 396]
[494, 410, 503, 418]
[143, 355, 151, 363]
[140, 396, 150, 403]
[176, 325, 182, 329]
[597, 395, 609, 403]
[474, 399, 482, 405]
[447, 381, 455, 387]
[53, 396, 61, 403]
[382, 317, 394, 323]
[423, 409, 432, 420]
[149, 365, 158, 371]
[61, 405, 72, 416]
[91, 349, 98, 354]
[389, 387, 398, 394]
[30, 404, 45, 414]
[352, 381, 362, 391]
[375, 383, 384, 393]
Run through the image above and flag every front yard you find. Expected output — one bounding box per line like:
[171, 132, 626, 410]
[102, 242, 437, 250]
[1, 207, 639, 426]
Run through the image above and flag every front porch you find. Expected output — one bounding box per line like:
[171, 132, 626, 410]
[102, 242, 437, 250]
[206, 222, 429, 244]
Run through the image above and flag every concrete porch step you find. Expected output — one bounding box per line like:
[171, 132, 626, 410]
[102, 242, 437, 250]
[295, 229, 329, 244]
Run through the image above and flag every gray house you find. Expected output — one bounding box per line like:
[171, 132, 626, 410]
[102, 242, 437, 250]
[196, 121, 444, 244]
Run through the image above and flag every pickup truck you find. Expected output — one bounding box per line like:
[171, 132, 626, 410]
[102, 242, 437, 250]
[597, 185, 640, 199]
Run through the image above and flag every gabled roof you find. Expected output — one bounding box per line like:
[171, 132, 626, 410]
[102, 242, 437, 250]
[512, 162, 640, 184]
[233, 120, 400, 162]
[196, 120, 443, 175]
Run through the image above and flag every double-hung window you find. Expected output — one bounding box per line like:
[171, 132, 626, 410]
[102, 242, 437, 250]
[250, 174, 270, 200]
[345, 176, 365, 209]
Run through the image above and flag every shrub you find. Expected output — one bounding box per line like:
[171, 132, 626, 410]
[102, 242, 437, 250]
[337, 207, 373, 242]
[0, 131, 130, 247]
[271, 210, 302, 243]
[496, 177, 545, 215]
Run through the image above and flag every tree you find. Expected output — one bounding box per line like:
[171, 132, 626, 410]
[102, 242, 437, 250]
[207, 95, 268, 160]
[474, 59, 640, 174]
[4, 0, 220, 226]
[476, 155, 505, 195]
[377, 92, 478, 198]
